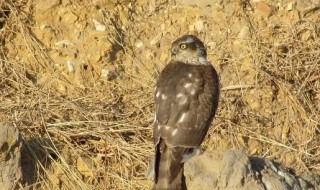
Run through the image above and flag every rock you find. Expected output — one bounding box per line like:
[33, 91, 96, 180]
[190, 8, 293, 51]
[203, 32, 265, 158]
[0, 125, 23, 189]
[287, 2, 294, 11]
[101, 69, 117, 80]
[35, 0, 61, 11]
[150, 34, 162, 45]
[296, 0, 320, 12]
[62, 0, 71, 7]
[253, 2, 276, 17]
[238, 25, 250, 39]
[135, 40, 144, 48]
[185, 149, 320, 190]
[66, 60, 76, 73]
[194, 20, 205, 32]
[250, 157, 315, 190]
[185, 149, 264, 190]
[77, 156, 95, 178]
[63, 12, 78, 24]
[55, 39, 74, 46]
[93, 19, 107, 32]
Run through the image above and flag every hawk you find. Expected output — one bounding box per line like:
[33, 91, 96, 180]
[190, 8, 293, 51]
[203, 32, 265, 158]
[153, 35, 220, 190]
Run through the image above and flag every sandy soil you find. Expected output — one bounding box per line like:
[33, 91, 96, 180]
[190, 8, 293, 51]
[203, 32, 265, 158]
[1, 0, 319, 189]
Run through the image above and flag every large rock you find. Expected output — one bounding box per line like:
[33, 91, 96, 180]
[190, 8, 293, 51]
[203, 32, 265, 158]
[0, 125, 23, 189]
[185, 149, 319, 190]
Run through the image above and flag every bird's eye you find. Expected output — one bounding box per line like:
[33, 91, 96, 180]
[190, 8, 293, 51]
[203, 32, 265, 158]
[180, 44, 187, 50]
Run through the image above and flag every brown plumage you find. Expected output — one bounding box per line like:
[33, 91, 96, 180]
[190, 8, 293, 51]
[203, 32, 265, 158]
[153, 35, 220, 190]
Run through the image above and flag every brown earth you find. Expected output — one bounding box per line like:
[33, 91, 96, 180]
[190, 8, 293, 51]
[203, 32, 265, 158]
[0, 0, 319, 189]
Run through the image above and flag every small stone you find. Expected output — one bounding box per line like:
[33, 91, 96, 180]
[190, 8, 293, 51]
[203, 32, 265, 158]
[55, 82, 67, 94]
[135, 40, 144, 48]
[63, 12, 78, 24]
[150, 34, 162, 45]
[159, 53, 168, 62]
[145, 50, 155, 60]
[300, 30, 311, 41]
[93, 53, 102, 62]
[35, 0, 61, 11]
[238, 25, 250, 39]
[296, 0, 318, 12]
[194, 20, 204, 32]
[40, 24, 50, 30]
[249, 100, 260, 110]
[77, 156, 95, 178]
[66, 60, 75, 73]
[287, 2, 294, 11]
[62, 0, 71, 6]
[207, 41, 217, 49]
[93, 19, 107, 32]
[55, 40, 74, 46]
[254, 2, 276, 17]
[101, 69, 117, 80]
[128, 2, 133, 9]
[160, 23, 166, 31]
[188, 24, 195, 31]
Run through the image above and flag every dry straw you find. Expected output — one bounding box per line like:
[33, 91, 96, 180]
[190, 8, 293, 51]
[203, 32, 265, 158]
[0, 0, 319, 189]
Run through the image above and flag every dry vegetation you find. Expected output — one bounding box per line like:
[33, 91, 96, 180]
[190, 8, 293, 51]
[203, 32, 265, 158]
[0, 0, 319, 189]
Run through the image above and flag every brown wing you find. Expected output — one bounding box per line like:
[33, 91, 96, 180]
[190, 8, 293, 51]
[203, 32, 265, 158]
[154, 61, 219, 148]
[153, 61, 219, 189]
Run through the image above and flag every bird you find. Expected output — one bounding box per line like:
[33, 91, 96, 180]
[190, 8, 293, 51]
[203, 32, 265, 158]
[152, 35, 220, 190]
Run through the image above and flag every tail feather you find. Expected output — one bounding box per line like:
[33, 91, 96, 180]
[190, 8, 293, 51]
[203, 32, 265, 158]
[153, 139, 187, 190]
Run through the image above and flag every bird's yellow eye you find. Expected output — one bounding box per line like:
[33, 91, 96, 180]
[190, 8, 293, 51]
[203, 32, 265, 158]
[180, 44, 187, 50]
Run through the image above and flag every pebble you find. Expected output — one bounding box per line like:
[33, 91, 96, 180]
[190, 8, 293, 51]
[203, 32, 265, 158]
[93, 19, 107, 32]
[287, 2, 294, 11]
[254, 2, 276, 17]
[238, 25, 250, 39]
[66, 60, 76, 73]
[101, 69, 117, 80]
[55, 40, 74, 46]
[35, 0, 61, 11]
[135, 40, 144, 48]
[63, 12, 78, 24]
[194, 20, 204, 32]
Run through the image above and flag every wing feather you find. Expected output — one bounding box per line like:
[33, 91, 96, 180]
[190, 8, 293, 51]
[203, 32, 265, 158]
[153, 61, 219, 187]
[154, 61, 219, 147]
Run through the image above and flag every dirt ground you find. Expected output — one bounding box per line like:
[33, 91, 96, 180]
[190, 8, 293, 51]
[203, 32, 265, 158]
[1, 0, 319, 189]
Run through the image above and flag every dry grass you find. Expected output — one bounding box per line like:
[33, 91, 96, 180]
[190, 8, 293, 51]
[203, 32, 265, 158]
[1, 0, 319, 189]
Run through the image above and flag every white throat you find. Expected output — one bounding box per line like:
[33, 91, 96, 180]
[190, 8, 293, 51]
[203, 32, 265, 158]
[199, 57, 209, 65]
[174, 55, 209, 65]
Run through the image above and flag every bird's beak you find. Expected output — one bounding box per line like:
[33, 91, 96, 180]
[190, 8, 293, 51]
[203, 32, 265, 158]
[171, 46, 178, 56]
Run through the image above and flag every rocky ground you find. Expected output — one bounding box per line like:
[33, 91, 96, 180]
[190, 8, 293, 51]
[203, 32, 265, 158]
[0, 0, 319, 189]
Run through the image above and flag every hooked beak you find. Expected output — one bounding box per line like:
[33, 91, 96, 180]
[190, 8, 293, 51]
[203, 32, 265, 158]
[171, 46, 178, 56]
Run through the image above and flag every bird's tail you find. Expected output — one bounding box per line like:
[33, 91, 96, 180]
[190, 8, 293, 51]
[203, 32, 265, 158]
[152, 139, 187, 190]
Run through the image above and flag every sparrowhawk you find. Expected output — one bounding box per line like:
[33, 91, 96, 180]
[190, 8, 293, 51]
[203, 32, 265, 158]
[153, 35, 220, 190]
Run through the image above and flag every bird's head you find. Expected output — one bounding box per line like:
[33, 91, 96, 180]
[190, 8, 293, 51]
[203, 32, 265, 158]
[171, 35, 208, 65]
